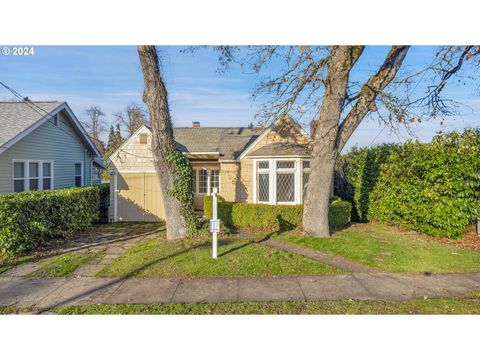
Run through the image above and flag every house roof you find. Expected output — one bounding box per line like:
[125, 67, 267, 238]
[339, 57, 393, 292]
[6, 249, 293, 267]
[0, 101, 62, 149]
[247, 142, 311, 157]
[0, 101, 101, 157]
[173, 127, 264, 160]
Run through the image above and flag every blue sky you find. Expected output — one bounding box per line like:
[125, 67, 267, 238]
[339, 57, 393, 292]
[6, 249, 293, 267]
[0, 46, 479, 151]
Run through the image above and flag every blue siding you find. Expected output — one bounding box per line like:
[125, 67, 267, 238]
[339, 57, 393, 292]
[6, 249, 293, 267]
[0, 110, 95, 194]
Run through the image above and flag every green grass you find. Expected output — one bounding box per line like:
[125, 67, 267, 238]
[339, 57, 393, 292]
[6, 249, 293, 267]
[0, 254, 34, 274]
[28, 251, 104, 277]
[276, 222, 480, 273]
[33, 296, 480, 315]
[98, 235, 342, 278]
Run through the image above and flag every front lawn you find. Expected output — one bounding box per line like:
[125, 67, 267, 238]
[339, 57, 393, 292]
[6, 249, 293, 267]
[28, 251, 104, 277]
[98, 234, 342, 278]
[11, 295, 479, 315]
[276, 222, 480, 273]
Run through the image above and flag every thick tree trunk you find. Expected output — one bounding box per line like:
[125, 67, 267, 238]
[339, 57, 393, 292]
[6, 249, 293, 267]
[137, 45, 188, 240]
[303, 46, 362, 237]
[303, 46, 409, 237]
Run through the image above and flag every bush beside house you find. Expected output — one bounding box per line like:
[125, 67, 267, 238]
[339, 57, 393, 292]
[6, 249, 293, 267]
[204, 196, 351, 230]
[336, 129, 480, 239]
[0, 184, 109, 255]
[334, 144, 399, 222]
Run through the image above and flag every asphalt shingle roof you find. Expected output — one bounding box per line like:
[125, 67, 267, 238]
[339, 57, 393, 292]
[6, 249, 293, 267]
[0, 101, 63, 148]
[172, 127, 264, 160]
[247, 142, 310, 157]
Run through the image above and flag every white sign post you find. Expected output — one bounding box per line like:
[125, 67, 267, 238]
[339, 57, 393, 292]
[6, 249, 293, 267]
[210, 187, 220, 259]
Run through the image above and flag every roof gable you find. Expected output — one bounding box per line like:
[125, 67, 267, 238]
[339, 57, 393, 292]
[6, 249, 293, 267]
[238, 114, 310, 159]
[0, 101, 101, 157]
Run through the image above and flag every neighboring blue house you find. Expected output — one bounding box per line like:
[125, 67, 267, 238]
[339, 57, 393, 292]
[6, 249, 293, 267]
[0, 101, 104, 194]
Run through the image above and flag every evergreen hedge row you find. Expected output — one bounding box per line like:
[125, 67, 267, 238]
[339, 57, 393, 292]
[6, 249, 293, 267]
[336, 129, 480, 238]
[0, 184, 108, 255]
[203, 196, 351, 230]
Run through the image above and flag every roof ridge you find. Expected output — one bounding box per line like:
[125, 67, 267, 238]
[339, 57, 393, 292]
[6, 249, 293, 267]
[0, 100, 61, 103]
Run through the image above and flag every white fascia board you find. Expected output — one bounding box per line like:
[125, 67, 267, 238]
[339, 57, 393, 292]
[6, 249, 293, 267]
[109, 124, 151, 161]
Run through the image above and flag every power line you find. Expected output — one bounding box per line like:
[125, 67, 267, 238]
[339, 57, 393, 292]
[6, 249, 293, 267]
[0, 80, 97, 153]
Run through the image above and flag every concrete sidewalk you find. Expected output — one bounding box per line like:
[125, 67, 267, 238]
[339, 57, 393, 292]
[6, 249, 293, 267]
[1, 272, 480, 310]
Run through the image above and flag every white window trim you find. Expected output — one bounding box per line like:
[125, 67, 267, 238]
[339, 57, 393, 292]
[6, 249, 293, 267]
[11, 159, 54, 192]
[253, 157, 309, 206]
[301, 160, 311, 201]
[75, 162, 84, 187]
[193, 167, 220, 195]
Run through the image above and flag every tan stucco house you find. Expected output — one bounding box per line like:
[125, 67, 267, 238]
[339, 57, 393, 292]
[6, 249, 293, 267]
[108, 115, 311, 222]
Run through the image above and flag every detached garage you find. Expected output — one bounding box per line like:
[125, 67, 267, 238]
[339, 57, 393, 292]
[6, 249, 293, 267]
[113, 171, 164, 222]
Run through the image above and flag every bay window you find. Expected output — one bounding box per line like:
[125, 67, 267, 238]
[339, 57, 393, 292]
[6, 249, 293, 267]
[12, 160, 53, 192]
[254, 158, 310, 205]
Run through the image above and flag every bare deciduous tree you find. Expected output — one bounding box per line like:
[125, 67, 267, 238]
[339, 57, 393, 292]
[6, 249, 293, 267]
[137, 45, 191, 240]
[209, 45, 479, 237]
[83, 106, 107, 154]
[114, 103, 150, 136]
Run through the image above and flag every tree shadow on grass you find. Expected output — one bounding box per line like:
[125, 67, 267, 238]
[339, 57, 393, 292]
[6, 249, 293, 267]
[34, 240, 207, 314]
[34, 236, 257, 313]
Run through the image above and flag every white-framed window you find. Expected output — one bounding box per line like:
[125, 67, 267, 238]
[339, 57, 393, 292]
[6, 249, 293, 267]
[12, 160, 54, 192]
[42, 162, 53, 190]
[276, 160, 296, 204]
[254, 158, 309, 205]
[193, 168, 220, 195]
[52, 114, 59, 127]
[74, 162, 83, 187]
[198, 169, 208, 194]
[210, 169, 219, 193]
[13, 161, 26, 192]
[257, 160, 270, 203]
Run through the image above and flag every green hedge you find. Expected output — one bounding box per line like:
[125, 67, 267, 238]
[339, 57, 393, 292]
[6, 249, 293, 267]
[336, 129, 480, 239]
[368, 130, 480, 238]
[0, 185, 107, 255]
[203, 196, 351, 230]
[334, 144, 399, 222]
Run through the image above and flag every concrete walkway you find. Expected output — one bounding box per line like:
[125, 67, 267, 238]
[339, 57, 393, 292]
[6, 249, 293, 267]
[1, 272, 480, 310]
[260, 238, 382, 273]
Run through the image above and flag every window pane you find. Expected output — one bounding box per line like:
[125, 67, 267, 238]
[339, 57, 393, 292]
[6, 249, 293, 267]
[258, 161, 269, 169]
[43, 178, 52, 190]
[14, 179, 25, 192]
[198, 169, 208, 194]
[258, 173, 269, 202]
[192, 170, 196, 193]
[75, 163, 82, 176]
[139, 133, 148, 144]
[29, 179, 39, 190]
[303, 172, 310, 193]
[277, 173, 295, 202]
[42, 163, 51, 177]
[29, 162, 39, 177]
[277, 161, 295, 169]
[13, 162, 24, 178]
[303, 161, 310, 169]
[210, 170, 219, 192]
[75, 175, 82, 187]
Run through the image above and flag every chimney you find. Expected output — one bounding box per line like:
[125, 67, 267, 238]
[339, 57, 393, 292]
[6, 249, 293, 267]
[192, 121, 200, 128]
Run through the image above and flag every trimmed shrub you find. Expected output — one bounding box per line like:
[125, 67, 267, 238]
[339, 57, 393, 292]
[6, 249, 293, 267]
[203, 196, 351, 230]
[335, 144, 399, 222]
[0, 185, 106, 255]
[368, 130, 480, 239]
